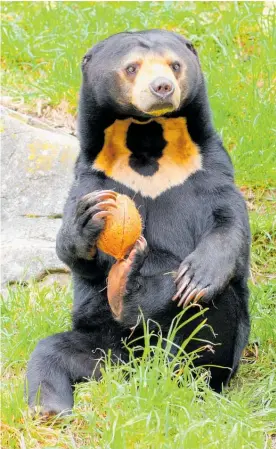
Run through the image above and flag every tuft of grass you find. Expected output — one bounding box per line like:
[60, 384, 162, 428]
[1, 265, 276, 448]
[1, 1, 276, 187]
[250, 212, 275, 280]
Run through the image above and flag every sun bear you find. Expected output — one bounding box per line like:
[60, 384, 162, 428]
[27, 29, 251, 415]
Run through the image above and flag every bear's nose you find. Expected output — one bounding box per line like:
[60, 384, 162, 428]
[149, 77, 175, 99]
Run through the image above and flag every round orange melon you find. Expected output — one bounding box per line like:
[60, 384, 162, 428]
[97, 194, 142, 260]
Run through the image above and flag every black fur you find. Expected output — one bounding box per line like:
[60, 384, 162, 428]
[26, 30, 250, 415]
[127, 122, 166, 175]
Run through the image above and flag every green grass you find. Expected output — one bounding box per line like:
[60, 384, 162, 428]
[1, 2, 276, 448]
[1, 262, 276, 449]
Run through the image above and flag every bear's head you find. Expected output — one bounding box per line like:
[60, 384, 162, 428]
[81, 29, 202, 119]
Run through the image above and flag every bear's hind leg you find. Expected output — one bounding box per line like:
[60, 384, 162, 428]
[198, 284, 250, 394]
[26, 330, 111, 416]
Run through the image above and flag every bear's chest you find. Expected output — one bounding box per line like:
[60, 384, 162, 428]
[143, 187, 202, 265]
[92, 117, 202, 199]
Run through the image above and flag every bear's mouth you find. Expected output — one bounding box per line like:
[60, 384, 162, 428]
[145, 102, 175, 116]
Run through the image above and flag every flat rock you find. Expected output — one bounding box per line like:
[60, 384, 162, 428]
[1, 106, 79, 286]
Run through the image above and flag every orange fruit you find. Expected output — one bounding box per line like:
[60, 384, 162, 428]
[97, 194, 142, 260]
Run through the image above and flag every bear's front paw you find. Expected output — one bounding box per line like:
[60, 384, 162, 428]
[75, 190, 117, 255]
[172, 252, 230, 308]
[107, 236, 148, 319]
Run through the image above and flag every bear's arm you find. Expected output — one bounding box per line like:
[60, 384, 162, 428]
[173, 186, 250, 304]
[56, 174, 106, 280]
[56, 201, 98, 280]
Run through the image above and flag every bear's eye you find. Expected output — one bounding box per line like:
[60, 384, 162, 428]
[125, 64, 139, 75]
[171, 62, 181, 72]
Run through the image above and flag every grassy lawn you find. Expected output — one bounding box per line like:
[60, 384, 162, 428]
[1, 2, 276, 448]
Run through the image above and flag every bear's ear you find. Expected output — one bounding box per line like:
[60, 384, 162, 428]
[185, 41, 198, 58]
[173, 34, 199, 59]
[81, 51, 93, 71]
[81, 41, 107, 72]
